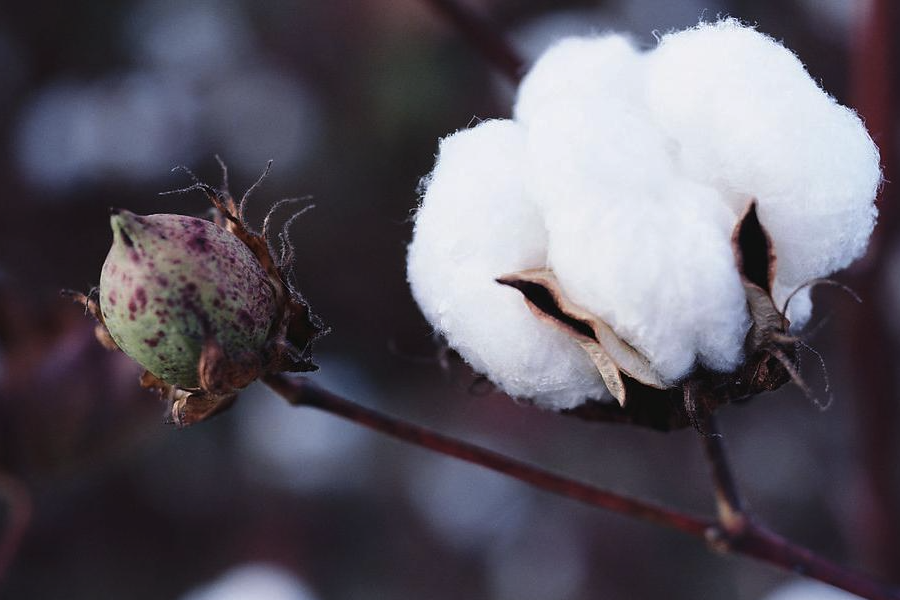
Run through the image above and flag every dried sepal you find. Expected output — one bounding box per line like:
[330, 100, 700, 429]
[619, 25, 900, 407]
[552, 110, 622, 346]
[501, 201, 805, 431]
[61, 288, 118, 351]
[140, 370, 236, 427]
[575, 338, 627, 404]
[496, 268, 666, 406]
[732, 201, 788, 345]
[181, 163, 326, 376]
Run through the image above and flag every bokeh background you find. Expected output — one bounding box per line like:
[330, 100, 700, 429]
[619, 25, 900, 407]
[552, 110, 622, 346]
[0, 1, 898, 599]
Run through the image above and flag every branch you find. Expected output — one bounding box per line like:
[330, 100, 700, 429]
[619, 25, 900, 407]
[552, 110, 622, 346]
[851, 0, 896, 267]
[263, 373, 900, 600]
[699, 416, 900, 599]
[262, 373, 709, 536]
[700, 414, 747, 535]
[847, 0, 900, 577]
[420, 0, 525, 84]
[0, 471, 31, 584]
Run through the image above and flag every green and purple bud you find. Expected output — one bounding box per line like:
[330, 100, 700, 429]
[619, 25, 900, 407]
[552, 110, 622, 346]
[99, 210, 277, 389]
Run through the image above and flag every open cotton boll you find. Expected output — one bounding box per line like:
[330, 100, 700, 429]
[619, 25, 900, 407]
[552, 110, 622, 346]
[407, 119, 608, 409]
[514, 33, 642, 126]
[544, 177, 749, 383]
[645, 19, 880, 325]
[518, 36, 673, 213]
[524, 95, 674, 214]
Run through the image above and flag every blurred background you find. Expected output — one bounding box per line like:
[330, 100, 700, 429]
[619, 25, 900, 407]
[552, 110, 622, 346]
[0, 0, 897, 598]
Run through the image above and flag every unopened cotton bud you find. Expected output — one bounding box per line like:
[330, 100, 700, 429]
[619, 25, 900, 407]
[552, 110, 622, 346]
[100, 210, 276, 389]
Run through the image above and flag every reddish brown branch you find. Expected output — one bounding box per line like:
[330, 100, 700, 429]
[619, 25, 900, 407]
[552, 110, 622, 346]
[263, 373, 900, 600]
[262, 373, 709, 536]
[420, 0, 525, 84]
[852, 0, 896, 265]
[0, 471, 31, 584]
[699, 417, 900, 598]
[848, 0, 900, 578]
[700, 414, 746, 534]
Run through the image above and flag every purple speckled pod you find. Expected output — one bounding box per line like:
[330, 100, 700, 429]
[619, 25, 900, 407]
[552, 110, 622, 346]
[99, 210, 277, 389]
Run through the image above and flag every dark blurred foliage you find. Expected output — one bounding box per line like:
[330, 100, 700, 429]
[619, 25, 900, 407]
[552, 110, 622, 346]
[0, 1, 896, 599]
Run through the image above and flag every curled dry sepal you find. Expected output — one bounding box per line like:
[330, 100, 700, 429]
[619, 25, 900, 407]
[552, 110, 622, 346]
[407, 20, 881, 430]
[497, 202, 797, 430]
[66, 162, 325, 426]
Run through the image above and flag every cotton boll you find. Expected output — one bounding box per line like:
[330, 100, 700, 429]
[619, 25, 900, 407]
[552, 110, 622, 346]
[514, 34, 642, 127]
[646, 19, 880, 295]
[407, 119, 608, 409]
[518, 36, 674, 213]
[524, 94, 674, 214]
[545, 178, 749, 383]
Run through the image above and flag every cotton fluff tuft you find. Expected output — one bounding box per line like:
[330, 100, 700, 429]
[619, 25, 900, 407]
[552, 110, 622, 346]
[407, 120, 607, 409]
[408, 20, 880, 409]
[646, 19, 881, 324]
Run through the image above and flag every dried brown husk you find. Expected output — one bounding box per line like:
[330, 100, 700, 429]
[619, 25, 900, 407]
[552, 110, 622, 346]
[499, 201, 797, 431]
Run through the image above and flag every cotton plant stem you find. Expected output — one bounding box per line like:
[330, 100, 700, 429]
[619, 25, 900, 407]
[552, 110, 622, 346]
[698, 416, 900, 599]
[262, 373, 900, 600]
[852, 0, 896, 263]
[0, 471, 31, 585]
[699, 415, 747, 536]
[848, 0, 900, 578]
[262, 372, 710, 536]
[420, 0, 524, 84]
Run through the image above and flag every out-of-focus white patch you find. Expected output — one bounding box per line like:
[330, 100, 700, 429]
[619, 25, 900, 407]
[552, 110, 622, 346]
[201, 68, 323, 176]
[180, 563, 319, 600]
[406, 453, 533, 552]
[16, 74, 199, 191]
[15, 0, 321, 193]
[761, 580, 864, 600]
[236, 358, 374, 493]
[126, 0, 255, 72]
[486, 511, 589, 600]
[409, 20, 880, 408]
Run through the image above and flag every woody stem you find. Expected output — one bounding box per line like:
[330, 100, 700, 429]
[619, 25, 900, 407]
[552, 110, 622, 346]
[419, 0, 524, 83]
[700, 413, 747, 534]
[263, 373, 900, 600]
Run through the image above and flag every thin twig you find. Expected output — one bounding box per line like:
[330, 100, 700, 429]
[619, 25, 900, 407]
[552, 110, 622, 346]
[698, 416, 900, 598]
[262, 373, 900, 600]
[700, 414, 747, 536]
[0, 471, 31, 584]
[262, 373, 709, 536]
[420, 0, 525, 84]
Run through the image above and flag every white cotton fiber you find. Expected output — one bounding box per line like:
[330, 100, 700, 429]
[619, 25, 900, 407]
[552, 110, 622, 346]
[646, 19, 880, 324]
[408, 21, 880, 409]
[521, 68, 673, 211]
[514, 35, 642, 126]
[407, 119, 607, 409]
[544, 177, 749, 383]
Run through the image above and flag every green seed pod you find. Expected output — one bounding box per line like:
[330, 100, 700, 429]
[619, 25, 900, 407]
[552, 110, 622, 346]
[99, 209, 277, 389]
